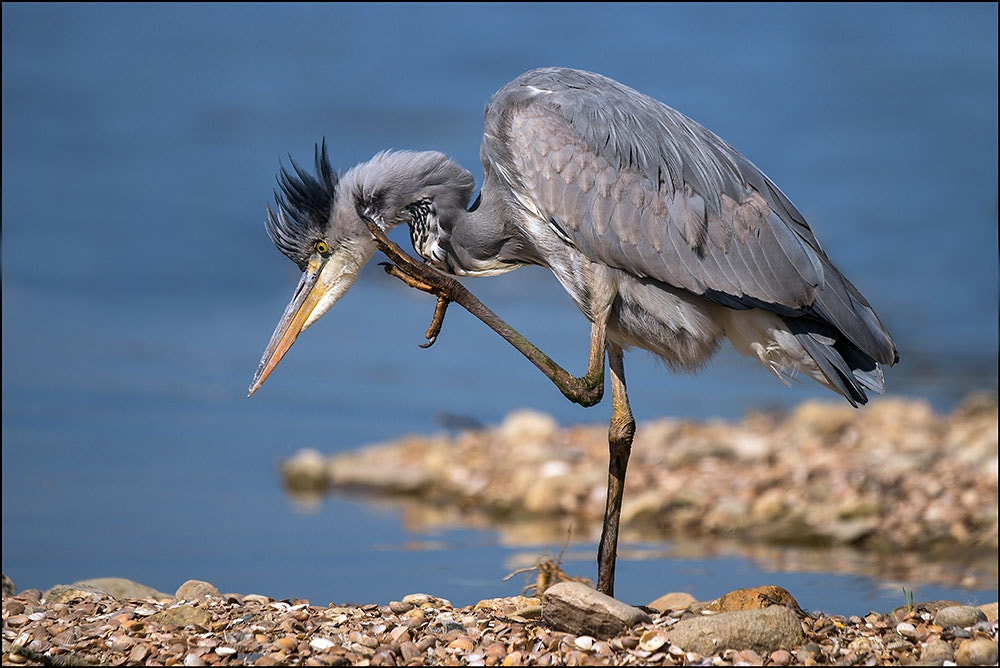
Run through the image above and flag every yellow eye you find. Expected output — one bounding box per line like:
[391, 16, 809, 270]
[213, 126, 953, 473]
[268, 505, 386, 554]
[315, 240, 330, 255]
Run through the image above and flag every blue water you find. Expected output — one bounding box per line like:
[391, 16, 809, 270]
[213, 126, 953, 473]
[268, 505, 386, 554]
[3, 3, 997, 616]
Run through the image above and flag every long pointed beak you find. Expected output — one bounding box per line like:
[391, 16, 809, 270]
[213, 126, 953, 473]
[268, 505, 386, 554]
[250, 237, 374, 397]
[248, 256, 329, 396]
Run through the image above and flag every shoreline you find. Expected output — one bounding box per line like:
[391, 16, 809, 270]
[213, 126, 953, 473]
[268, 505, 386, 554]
[3, 575, 998, 666]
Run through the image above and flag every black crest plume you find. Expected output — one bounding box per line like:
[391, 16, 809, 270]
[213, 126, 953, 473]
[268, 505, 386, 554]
[265, 138, 340, 270]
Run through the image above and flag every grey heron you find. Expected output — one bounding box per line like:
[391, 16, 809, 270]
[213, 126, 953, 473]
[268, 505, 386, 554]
[249, 67, 898, 598]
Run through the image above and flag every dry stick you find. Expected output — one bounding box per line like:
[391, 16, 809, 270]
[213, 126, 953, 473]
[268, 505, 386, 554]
[358, 209, 604, 407]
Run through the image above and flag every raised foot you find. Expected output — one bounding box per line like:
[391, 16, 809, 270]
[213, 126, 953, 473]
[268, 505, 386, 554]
[379, 262, 452, 348]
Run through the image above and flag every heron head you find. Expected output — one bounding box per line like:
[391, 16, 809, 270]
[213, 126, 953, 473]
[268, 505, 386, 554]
[249, 140, 377, 396]
[249, 142, 476, 396]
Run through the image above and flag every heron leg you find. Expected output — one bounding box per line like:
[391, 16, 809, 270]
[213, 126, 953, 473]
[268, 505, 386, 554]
[596, 342, 635, 597]
[360, 211, 604, 406]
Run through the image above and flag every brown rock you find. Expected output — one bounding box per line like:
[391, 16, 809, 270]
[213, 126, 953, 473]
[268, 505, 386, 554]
[704, 585, 800, 612]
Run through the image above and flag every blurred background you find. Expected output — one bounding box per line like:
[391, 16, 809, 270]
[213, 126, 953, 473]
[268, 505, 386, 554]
[3, 3, 997, 615]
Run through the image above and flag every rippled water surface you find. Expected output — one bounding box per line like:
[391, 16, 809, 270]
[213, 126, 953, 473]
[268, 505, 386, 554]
[3, 3, 997, 615]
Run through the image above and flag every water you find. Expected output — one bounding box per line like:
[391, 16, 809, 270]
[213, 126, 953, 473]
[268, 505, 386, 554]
[3, 3, 997, 616]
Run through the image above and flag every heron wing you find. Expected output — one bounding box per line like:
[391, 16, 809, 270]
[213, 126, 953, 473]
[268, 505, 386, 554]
[483, 68, 896, 365]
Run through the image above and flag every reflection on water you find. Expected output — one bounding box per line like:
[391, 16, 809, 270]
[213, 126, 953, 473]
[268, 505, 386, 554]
[317, 489, 997, 594]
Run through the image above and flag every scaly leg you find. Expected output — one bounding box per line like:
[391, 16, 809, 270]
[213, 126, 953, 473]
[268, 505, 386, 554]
[596, 342, 635, 597]
[362, 206, 631, 592]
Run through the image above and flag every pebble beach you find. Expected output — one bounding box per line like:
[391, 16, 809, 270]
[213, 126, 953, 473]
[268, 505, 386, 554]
[3, 393, 997, 665]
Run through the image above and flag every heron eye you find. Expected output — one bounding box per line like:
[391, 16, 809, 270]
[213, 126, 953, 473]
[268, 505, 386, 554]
[315, 240, 330, 256]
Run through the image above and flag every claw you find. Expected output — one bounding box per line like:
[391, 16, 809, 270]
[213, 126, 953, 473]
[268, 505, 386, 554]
[419, 296, 450, 348]
[380, 262, 436, 293]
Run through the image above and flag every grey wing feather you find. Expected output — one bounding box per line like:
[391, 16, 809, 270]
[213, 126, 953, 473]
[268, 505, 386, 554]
[483, 67, 897, 367]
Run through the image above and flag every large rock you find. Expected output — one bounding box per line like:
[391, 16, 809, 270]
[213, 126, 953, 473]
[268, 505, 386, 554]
[541, 581, 651, 638]
[664, 605, 805, 655]
[44, 583, 114, 603]
[76, 577, 169, 600]
[43, 578, 169, 602]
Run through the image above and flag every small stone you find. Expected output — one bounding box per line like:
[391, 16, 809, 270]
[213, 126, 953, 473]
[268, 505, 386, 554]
[648, 591, 698, 612]
[733, 648, 762, 664]
[402, 608, 426, 627]
[389, 600, 414, 614]
[281, 448, 331, 492]
[175, 580, 222, 600]
[400, 641, 422, 661]
[214, 647, 237, 656]
[847, 635, 873, 657]
[149, 604, 213, 629]
[955, 638, 998, 666]
[309, 637, 335, 652]
[794, 642, 824, 665]
[484, 642, 507, 660]
[574, 635, 595, 650]
[920, 638, 955, 665]
[428, 613, 463, 634]
[498, 409, 559, 444]
[129, 643, 150, 663]
[896, 621, 917, 638]
[933, 605, 988, 628]
[638, 629, 668, 652]
[402, 593, 451, 608]
[769, 649, 793, 665]
[502, 651, 523, 666]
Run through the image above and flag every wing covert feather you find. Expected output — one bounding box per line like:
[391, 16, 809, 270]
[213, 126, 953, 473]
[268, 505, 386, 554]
[481, 67, 896, 365]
